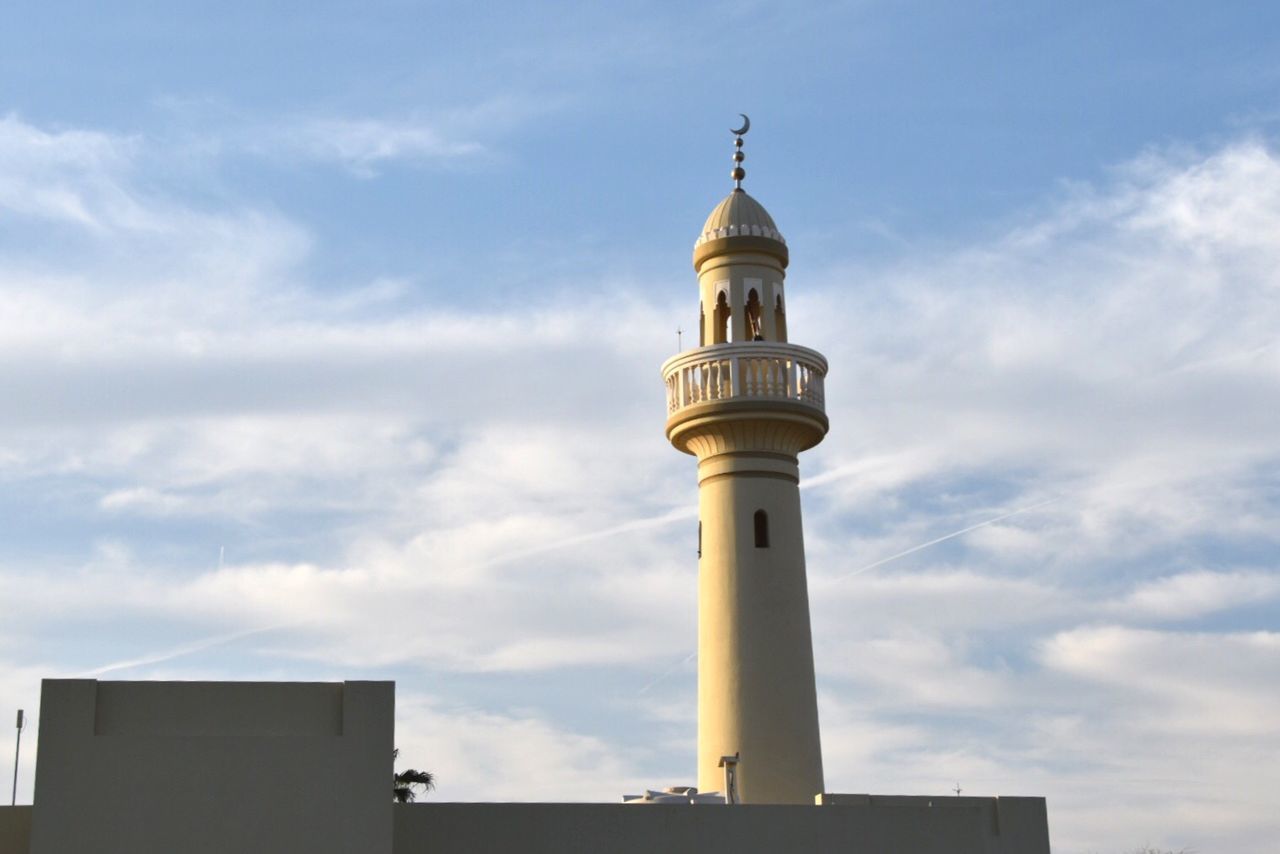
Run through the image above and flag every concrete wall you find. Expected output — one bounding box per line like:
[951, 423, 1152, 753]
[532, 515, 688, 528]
[16, 677, 1052, 854]
[0, 807, 31, 854]
[29, 679, 393, 854]
[818, 794, 1051, 854]
[394, 796, 1050, 854]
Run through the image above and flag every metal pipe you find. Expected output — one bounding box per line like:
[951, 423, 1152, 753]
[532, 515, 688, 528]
[11, 709, 23, 806]
[718, 753, 740, 805]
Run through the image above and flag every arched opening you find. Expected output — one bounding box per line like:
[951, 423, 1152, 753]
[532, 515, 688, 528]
[699, 302, 706, 347]
[753, 510, 769, 548]
[774, 294, 787, 342]
[714, 292, 731, 344]
[697, 520, 702, 558]
[746, 289, 763, 340]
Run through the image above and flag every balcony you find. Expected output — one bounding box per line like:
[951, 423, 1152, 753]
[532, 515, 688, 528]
[661, 342, 828, 419]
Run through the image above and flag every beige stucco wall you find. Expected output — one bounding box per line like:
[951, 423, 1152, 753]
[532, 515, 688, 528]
[0, 807, 31, 854]
[697, 456, 824, 803]
[697, 250, 787, 345]
[28, 679, 393, 854]
[393, 797, 1050, 854]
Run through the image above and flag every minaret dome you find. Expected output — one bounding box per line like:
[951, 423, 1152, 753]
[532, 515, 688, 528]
[693, 190, 789, 270]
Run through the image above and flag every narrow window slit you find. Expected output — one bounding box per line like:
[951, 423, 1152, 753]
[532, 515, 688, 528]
[754, 510, 769, 548]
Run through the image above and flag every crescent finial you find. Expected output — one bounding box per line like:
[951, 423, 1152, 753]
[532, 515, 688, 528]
[730, 114, 749, 189]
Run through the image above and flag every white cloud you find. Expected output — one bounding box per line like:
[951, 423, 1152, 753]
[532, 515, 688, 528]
[1112, 569, 1280, 620]
[1040, 625, 1280, 736]
[798, 141, 1280, 596]
[242, 96, 559, 176]
[1028, 625, 1280, 853]
[271, 117, 483, 176]
[1, 116, 1279, 851]
[0, 113, 140, 228]
[394, 692, 662, 801]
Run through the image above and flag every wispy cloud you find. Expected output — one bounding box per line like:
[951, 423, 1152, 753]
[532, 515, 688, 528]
[1110, 569, 1280, 620]
[268, 117, 484, 176]
[0, 113, 141, 229]
[0, 116, 1278, 850]
[239, 95, 559, 176]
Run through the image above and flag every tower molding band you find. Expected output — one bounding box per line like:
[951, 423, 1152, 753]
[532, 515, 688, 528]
[697, 471, 798, 487]
[698, 453, 799, 483]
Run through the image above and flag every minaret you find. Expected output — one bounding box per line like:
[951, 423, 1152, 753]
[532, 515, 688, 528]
[662, 118, 828, 804]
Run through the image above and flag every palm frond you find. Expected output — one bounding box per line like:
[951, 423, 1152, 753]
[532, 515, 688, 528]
[395, 769, 435, 789]
[392, 748, 435, 803]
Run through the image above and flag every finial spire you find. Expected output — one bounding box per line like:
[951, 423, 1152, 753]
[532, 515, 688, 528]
[730, 114, 750, 191]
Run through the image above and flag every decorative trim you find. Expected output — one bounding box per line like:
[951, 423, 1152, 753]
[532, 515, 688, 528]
[698, 470, 798, 486]
[695, 223, 787, 246]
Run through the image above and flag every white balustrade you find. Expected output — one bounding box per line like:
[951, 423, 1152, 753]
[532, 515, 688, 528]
[661, 343, 828, 417]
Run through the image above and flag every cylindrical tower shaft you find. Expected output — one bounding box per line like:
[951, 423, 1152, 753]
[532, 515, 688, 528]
[696, 450, 823, 803]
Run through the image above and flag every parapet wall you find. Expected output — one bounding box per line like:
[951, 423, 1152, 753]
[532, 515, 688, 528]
[11, 678, 1050, 854]
[818, 793, 1050, 853]
[394, 796, 1050, 854]
[28, 679, 393, 854]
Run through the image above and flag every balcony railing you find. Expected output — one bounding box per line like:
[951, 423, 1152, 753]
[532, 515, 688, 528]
[661, 342, 827, 417]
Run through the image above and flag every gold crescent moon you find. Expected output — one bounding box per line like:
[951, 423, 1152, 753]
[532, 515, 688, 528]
[730, 114, 750, 135]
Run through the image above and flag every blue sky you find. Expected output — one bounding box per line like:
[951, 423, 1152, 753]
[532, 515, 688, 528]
[2, 2, 1279, 852]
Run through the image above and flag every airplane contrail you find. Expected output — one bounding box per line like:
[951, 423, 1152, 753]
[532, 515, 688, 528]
[637, 650, 697, 696]
[82, 509, 698, 684]
[637, 495, 1061, 695]
[471, 505, 698, 571]
[81, 625, 287, 678]
[835, 496, 1061, 581]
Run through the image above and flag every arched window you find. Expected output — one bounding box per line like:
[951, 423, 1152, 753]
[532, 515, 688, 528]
[714, 292, 731, 344]
[699, 302, 706, 346]
[746, 289, 763, 340]
[753, 510, 769, 548]
[697, 520, 702, 558]
[774, 294, 787, 342]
